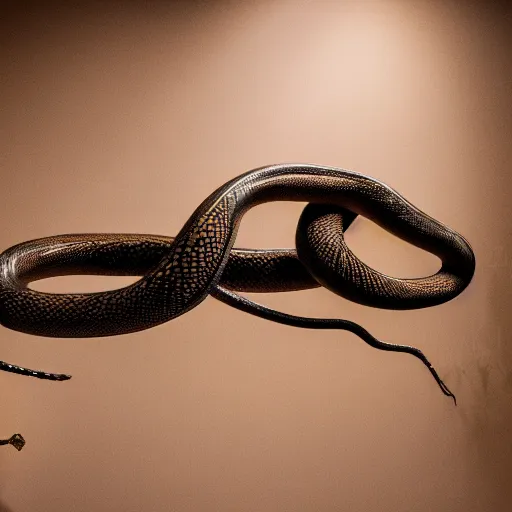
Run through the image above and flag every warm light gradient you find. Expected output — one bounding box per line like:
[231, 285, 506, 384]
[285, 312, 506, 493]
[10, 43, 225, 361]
[1, 2, 511, 511]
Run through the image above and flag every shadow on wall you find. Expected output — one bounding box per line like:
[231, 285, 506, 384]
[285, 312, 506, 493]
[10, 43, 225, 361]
[0, 499, 14, 512]
[443, 238, 512, 500]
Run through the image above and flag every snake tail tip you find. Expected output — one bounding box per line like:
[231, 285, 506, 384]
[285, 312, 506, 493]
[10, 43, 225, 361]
[49, 373, 72, 381]
[443, 387, 456, 406]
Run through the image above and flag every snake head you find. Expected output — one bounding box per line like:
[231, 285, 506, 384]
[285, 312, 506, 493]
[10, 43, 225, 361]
[8, 433, 25, 451]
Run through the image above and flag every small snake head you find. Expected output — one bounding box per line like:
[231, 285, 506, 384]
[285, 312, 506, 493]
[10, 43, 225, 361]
[9, 433, 25, 451]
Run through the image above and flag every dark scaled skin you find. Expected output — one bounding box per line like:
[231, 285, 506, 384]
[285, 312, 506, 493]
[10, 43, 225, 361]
[0, 164, 475, 418]
[0, 433, 25, 451]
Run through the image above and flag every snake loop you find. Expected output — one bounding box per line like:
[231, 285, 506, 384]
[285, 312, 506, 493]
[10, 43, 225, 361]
[0, 165, 475, 406]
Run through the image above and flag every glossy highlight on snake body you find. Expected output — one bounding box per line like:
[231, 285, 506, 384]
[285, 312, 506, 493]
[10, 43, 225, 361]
[0, 164, 475, 408]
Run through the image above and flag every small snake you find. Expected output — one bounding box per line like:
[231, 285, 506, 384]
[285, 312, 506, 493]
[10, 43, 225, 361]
[1, 164, 475, 446]
[0, 433, 25, 451]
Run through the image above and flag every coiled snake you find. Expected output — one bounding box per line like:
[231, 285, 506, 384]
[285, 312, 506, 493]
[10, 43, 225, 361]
[0, 164, 475, 449]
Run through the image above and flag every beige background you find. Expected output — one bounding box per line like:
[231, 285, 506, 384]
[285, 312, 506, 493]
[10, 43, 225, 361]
[1, 1, 511, 511]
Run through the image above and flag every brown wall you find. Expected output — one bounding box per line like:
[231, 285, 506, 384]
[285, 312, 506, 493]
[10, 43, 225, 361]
[1, 2, 511, 511]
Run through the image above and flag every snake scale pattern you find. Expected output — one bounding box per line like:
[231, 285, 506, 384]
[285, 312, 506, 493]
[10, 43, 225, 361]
[1, 164, 475, 448]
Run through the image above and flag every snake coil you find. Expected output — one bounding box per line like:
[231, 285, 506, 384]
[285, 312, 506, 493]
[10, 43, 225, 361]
[0, 164, 475, 413]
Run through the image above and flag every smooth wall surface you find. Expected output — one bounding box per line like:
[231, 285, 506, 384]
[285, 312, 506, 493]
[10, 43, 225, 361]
[1, 2, 511, 511]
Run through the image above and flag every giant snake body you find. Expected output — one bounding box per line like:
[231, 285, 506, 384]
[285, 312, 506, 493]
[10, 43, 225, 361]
[0, 164, 475, 448]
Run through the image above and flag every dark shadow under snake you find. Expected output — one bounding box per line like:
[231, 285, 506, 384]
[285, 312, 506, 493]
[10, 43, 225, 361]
[0, 164, 475, 447]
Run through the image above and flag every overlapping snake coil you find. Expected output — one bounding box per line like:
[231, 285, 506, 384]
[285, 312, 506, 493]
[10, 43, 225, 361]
[1, 164, 475, 448]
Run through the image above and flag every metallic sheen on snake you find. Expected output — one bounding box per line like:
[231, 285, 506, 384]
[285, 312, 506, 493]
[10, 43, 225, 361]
[0, 164, 475, 407]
